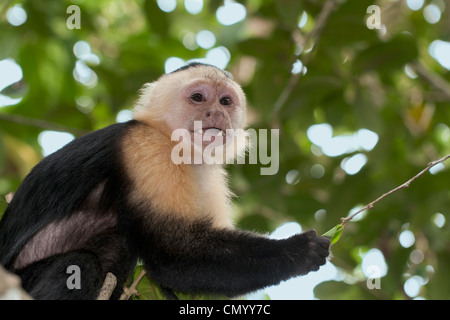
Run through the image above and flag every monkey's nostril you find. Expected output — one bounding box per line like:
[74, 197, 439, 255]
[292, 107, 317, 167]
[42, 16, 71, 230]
[206, 111, 211, 117]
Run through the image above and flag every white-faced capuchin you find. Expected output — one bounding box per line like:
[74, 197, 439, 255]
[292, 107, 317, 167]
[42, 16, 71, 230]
[0, 63, 330, 300]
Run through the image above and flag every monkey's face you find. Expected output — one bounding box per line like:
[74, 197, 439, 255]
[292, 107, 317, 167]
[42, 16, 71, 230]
[167, 66, 246, 148]
[135, 65, 247, 148]
[134, 65, 247, 162]
[174, 80, 245, 148]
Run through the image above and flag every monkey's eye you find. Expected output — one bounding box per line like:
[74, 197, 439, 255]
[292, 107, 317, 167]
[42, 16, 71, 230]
[191, 93, 204, 103]
[219, 97, 232, 106]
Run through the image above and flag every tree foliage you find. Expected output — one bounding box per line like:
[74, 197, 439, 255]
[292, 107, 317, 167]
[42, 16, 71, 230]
[0, 0, 449, 299]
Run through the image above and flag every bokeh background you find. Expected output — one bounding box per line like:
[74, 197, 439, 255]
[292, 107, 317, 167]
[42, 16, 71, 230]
[0, 0, 449, 299]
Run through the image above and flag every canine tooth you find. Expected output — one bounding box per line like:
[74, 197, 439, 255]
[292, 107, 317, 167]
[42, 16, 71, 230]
[217, 131, 223, 136]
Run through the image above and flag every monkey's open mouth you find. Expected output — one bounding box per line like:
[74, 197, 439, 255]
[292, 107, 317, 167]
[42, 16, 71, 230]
[190, 127, 227, 147]
[191, 127, 225, 137]
[203, 127, 225, 137]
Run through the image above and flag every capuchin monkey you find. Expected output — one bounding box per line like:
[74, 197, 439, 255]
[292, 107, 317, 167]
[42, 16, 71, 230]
[0, 63, 330, 300]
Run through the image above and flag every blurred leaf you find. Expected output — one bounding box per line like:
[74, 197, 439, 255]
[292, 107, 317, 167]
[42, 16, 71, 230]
[275, 0, 303, 28]
[0, 131, 5, 171]
[352, 34, 418, 74]
[3, 133, 41, 178]
[320, 0, 378, 46]
[0, 197, 7, 220]
[427, 252, 450, 299]
[314, 280, 377, 300]
[143, 0, 170, 37]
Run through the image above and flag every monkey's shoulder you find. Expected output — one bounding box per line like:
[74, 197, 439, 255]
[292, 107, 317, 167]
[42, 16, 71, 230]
[22, 121, 134, 181]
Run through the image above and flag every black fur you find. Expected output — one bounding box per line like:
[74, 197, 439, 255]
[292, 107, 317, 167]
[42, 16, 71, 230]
[0, 121, 137, 299]
[16, 251, 104, 300]
[170, 62, 234, 79]
[0, 119, 330, 299]
[126, 213, 330, 297]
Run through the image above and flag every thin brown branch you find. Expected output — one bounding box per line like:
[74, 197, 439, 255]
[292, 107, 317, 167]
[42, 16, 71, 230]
[0, 113, 90, 136]
[119, 269, 147, 300]
[410, 62, 450, 100]
[272, 0, 339, 125]
[341, 153, 450, 225]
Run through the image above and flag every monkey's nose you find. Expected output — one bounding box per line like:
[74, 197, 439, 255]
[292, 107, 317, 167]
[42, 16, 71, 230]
[206, 110, 224, 119]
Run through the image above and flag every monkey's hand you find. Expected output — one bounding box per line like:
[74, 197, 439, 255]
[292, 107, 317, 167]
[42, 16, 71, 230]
[283, 229, 331, 276]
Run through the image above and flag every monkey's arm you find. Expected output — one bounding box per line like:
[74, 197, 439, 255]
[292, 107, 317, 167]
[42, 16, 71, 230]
[124, 214, 330, 297]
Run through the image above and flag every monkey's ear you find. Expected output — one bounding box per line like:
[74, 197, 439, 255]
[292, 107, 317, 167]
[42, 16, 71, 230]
[133, 82, 168, 125]
[136, 82, 155, 108]
[132, 82, 155, 122]
[223, 70, 234, 80]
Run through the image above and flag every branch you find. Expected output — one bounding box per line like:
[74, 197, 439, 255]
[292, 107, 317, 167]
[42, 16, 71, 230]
[0, 265, 33, 300]
[0, 113, 90, 136]
[119, 269, 147, 300]
[341, 153, 450, 225]
[96, 272, 117, 300]
[410, 62, 450, 100]
[272, 0, 339, 125]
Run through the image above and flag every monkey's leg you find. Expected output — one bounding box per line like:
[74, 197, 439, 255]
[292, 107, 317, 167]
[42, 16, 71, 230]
[16, 251, 104, 300]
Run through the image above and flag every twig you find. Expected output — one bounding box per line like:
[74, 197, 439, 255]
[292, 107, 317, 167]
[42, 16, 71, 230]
[96, 272, 117, 300]
[410, 62, 450, 100]
[0, 113, 90, 136]
[119, 269, 147, 300]
[272, 0, 339, 125]
[341, 153, 450, 225]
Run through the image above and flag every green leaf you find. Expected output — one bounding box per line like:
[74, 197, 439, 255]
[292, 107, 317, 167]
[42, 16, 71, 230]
[314, 280, 376, 300]
[144, 0, 170, 37]
[352, 34, 418, 74]
[322, 224, 344, 245]
[275, 0, 303, 28]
